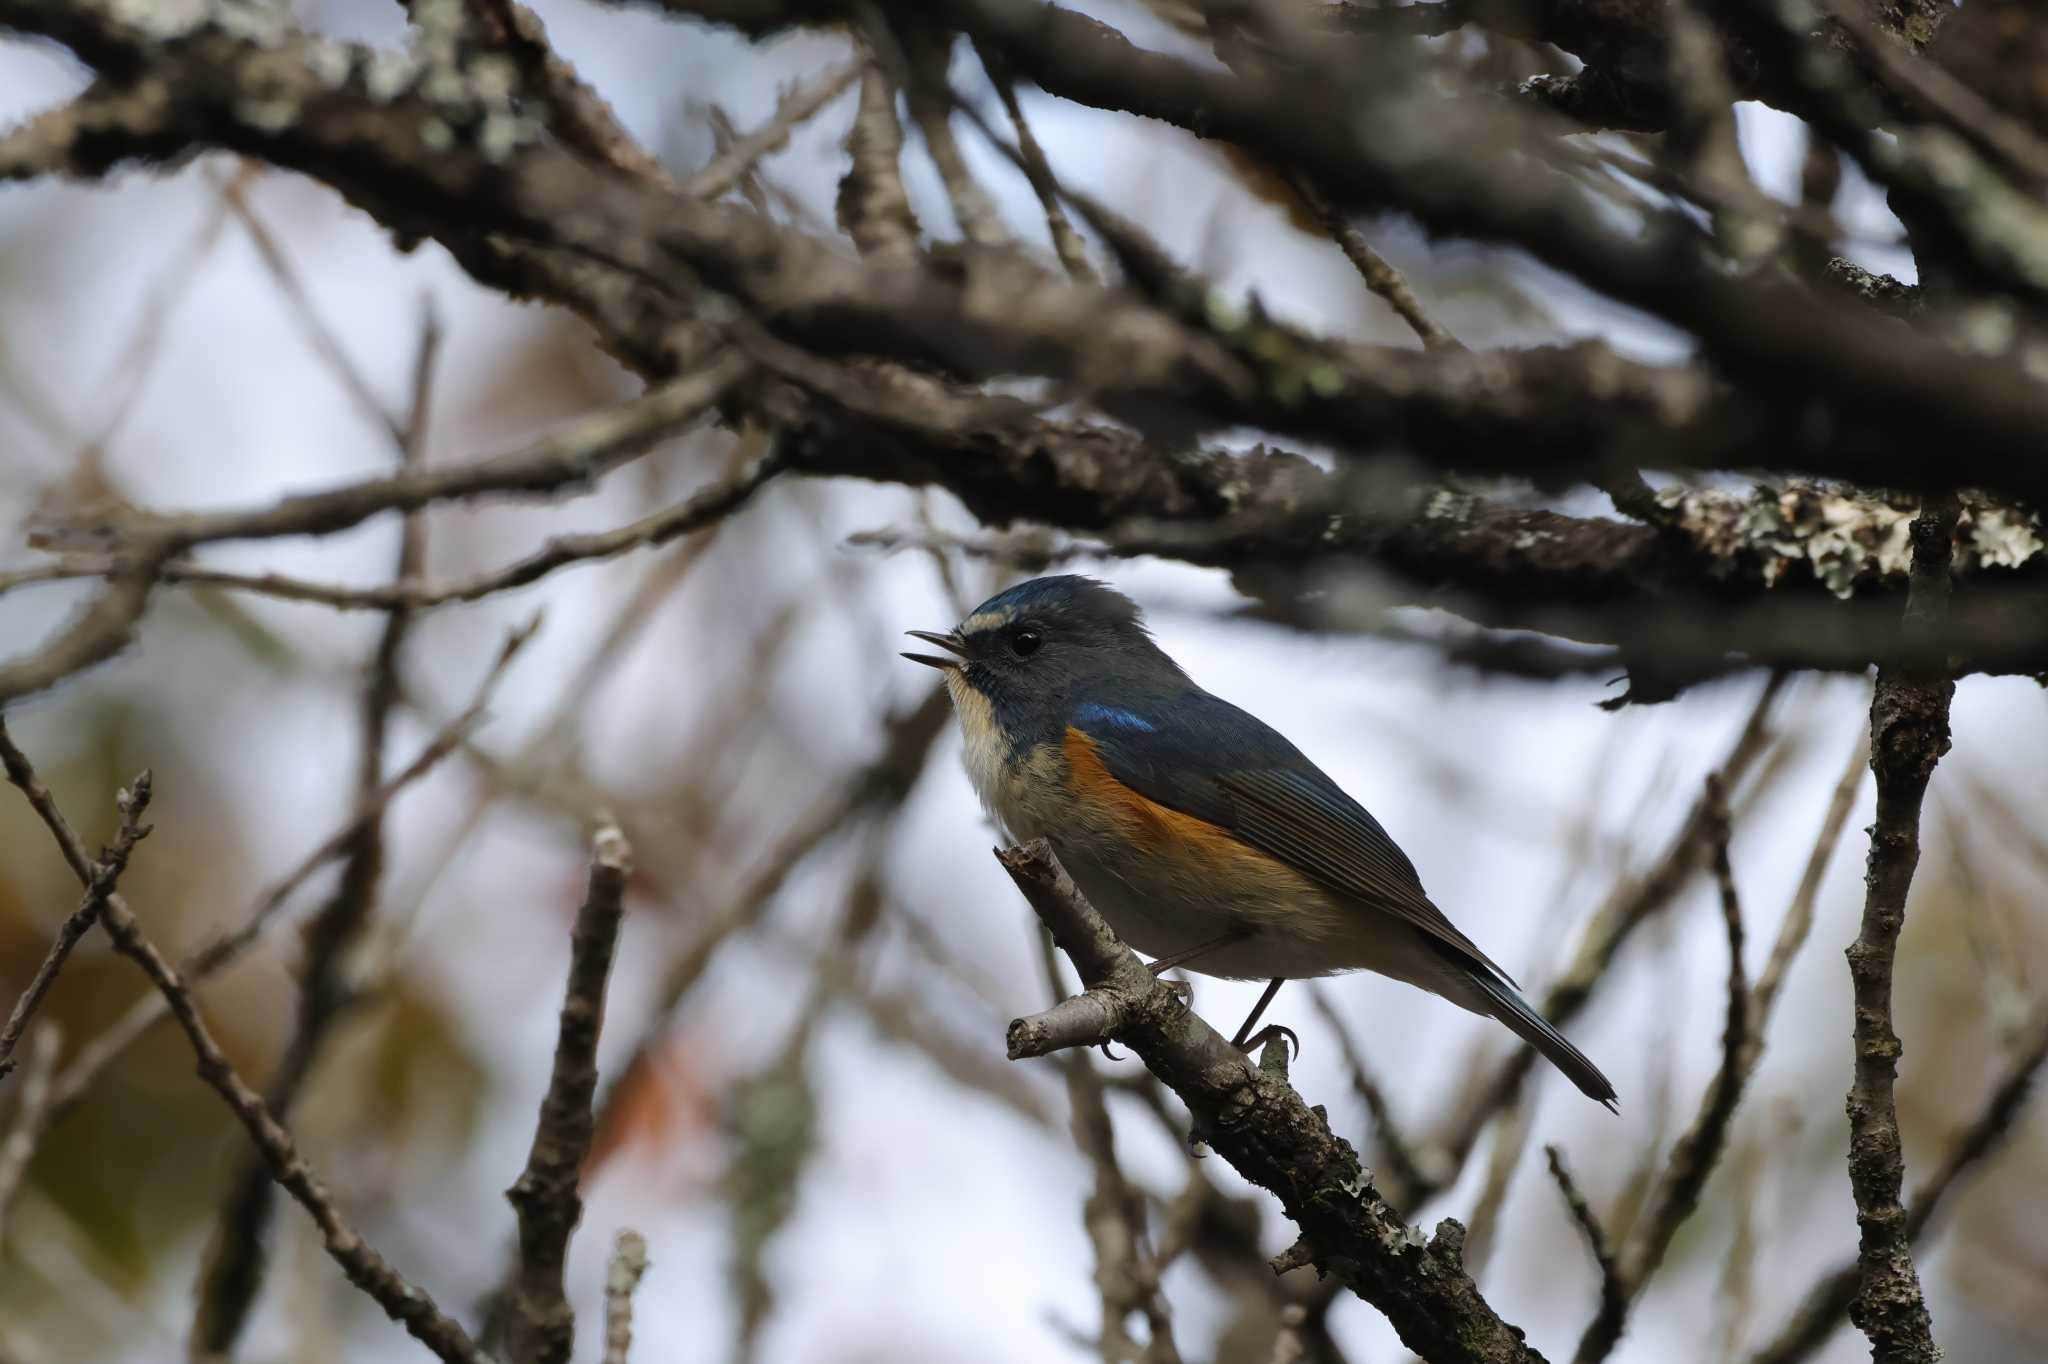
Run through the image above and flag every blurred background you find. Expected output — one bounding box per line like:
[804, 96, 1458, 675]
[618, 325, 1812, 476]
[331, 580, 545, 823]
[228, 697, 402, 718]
[2, 4, 2045, 1363]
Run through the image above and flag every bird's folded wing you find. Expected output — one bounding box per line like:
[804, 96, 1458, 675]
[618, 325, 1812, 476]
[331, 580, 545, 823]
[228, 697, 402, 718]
[1076, 699, 1515, 986]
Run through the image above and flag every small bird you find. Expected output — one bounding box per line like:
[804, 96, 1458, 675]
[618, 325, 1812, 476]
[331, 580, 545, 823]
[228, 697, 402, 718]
[904, 575, 1616, 1109]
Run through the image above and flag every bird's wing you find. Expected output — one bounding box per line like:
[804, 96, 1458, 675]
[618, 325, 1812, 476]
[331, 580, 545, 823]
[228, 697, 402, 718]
[1071, 693, 1515, 985]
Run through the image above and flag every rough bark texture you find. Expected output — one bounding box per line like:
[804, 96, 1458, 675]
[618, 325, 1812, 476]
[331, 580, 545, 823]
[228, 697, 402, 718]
[1844, 496, 1957, 1364]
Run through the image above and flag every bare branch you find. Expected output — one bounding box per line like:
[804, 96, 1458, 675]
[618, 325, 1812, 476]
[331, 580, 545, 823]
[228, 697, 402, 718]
[191, 313, 444, 1356]
[602, 1230, 651, 1364]
[85, 774, 491, 1364]
[1418, 675, 1784, 1204]
[0, 1027, 60, 1233]
[1841, 493, 1958, 1364]
[1545, 1145, 1624, 1363]
[1583, 773, 1754, 1361]
[505, 824, 634, 1364]
[0, 717, 128, 1077]
[42, 621, 534, 1123]
[683, 59, 861, 200]
[1752, 1004, 2048, 1364]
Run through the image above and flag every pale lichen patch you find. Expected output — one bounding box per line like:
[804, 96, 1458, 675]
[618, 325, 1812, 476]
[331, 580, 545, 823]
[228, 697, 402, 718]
[1659, 482, 2044, 597]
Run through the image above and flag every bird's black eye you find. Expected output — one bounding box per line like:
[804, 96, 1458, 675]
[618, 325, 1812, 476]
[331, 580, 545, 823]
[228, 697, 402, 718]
[1010, 628, 1043, 658]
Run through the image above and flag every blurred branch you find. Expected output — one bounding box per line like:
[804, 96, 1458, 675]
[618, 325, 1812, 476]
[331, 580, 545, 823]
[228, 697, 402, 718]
[84, 774, 489, 1364]
[973, 40, 1097, 283]
[1752, 1003, 2048, 1364]
[837, 59, 922, 258]
[1036, 934, 1182, 1363]
[0, 358, 742, 704]
[1544, 1145, 1624, 1363]
[41, 620, 533, 1123]
[14, 439, 784, 614]
[602, 1230, 650, 1364]
[504, 825, 634, 1364]
[1414, 674, 1784, 1206]
[1001, 840, 1546, 1364]
[0, 732, 487, 1360]
[1840, 494, 1957, 1364]
[27, 355, 748, 557]
[0, 1027, 59, 1234]
[1308, 985, 1432, 1206]
[1582, 774, 1753, 1362]
[451, 0, 679, 187]
[191, 291, 444, 1360]
[682, 58, 860, 200]
[1291, 175, 1460, 352]
[591, 685, 951, 1153]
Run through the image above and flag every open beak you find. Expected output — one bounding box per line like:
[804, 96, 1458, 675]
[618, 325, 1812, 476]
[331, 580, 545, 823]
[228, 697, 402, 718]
[901, 629, 965, 671]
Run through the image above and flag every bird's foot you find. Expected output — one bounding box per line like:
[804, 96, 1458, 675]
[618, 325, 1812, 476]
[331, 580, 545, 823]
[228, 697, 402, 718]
[1235, 1023, 1300, 1062]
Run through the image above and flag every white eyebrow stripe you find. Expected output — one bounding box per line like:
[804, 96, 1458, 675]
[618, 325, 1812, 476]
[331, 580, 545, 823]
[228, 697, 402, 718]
[962, 609, 1010, 634]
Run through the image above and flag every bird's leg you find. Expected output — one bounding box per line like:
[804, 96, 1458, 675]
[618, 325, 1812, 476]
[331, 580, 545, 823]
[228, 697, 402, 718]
[1146, 929, 1248, 975]
[1146, 930, 1247, 1005]
[1228, 978, 1298, 1058]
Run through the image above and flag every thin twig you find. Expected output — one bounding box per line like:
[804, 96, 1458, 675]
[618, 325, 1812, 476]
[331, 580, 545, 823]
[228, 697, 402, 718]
[0, 1027, 60, 1233]
[1582, 774, 1752, 1362]
[974, 39, 1097, 282]
[190, 308, 444, 1356]
[82, 774, 489, 1364]
[1420, 674, 1785, 1205]
[224, 180, 407, 446]
[1546, 1145, 1625, 1358]
[1307, 985, 1432, 1206]
[683, 60, 861, 200]
[1291, 175, 1461, 351]
[0, 713, 151, 1076]
[31, 355, 748, 557]
[15, 437, 782, 613]
[601, 1230, 650, 1364]
[43, 621, 535, 1122]
[502, 823, 633, 1364]
[591, 685, 950, 1151]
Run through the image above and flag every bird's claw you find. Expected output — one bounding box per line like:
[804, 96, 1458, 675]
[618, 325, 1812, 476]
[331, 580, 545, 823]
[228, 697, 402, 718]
[1236, 1023, 1300, 1062]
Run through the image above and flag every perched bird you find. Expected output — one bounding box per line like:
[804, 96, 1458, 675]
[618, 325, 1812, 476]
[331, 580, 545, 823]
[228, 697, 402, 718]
[904, 575, 1616, 1109]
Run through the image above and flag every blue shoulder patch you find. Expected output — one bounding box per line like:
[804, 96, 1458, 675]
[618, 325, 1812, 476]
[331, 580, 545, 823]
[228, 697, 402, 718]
[1075, 702, 1157, 733]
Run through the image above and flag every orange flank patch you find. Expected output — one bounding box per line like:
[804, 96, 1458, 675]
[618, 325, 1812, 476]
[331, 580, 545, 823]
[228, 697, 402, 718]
[1062, 727, 1248, 860]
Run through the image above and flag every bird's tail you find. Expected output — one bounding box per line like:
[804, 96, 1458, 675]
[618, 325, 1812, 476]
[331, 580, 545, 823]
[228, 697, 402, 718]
[1467, 969, 1618, 1112]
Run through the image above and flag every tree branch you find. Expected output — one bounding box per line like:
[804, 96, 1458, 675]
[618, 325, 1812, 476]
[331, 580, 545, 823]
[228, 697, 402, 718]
[1843, 492, 1958, 1364]
[504, 824, 634, 1364]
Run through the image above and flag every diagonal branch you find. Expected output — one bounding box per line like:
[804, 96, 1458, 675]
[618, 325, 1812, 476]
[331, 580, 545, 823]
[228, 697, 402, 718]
[0, 746, 487, 1363]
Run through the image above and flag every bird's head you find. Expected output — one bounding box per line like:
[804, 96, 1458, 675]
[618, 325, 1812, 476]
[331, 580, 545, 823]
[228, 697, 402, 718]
[903, 575, 1182, 747]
